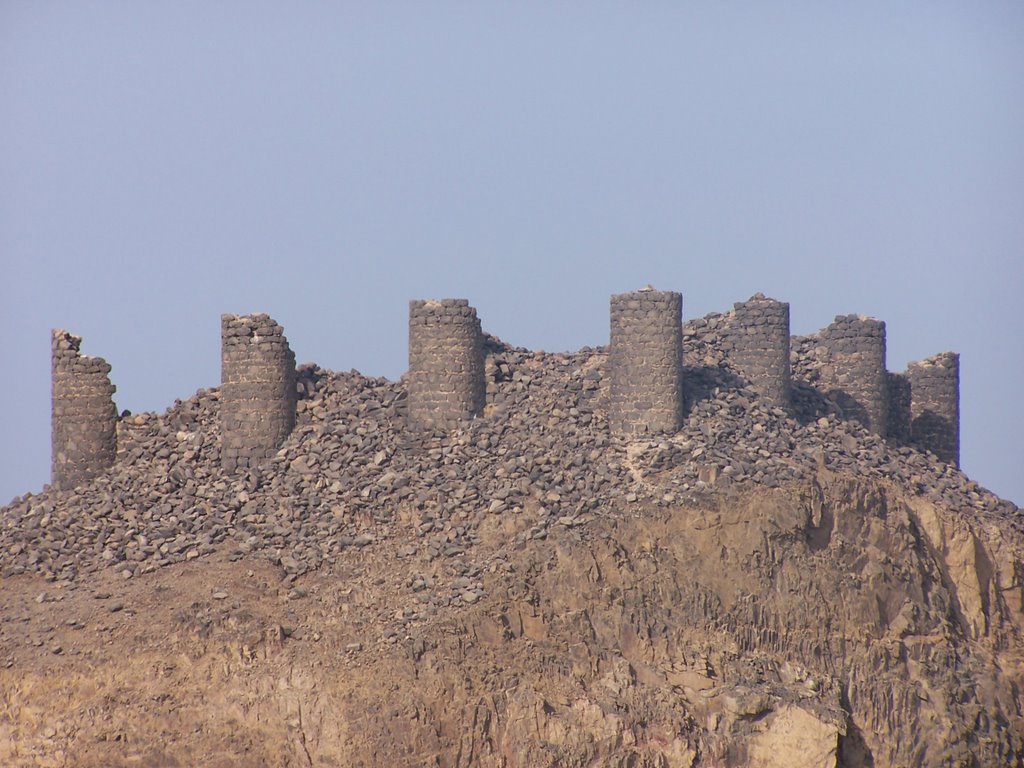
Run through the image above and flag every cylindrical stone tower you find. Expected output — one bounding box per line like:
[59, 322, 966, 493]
[220, 313, 296, 473]
[817, 315, 888, 435]
[608, 288, 684, 436]
[907, 352, 960, 466]
[724, 293, 791, 409]
[407, 299, 486, 429]
[51, 329, 117, 490]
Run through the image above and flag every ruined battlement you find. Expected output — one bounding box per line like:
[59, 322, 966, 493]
[407, 299, 486, 429]
[815, 314, 889, 435]
[608, 289, 684, 436]
[219, 313, 296, 473]
[721, 293, 791, 410]
[50, 329, 117, 490]
[46, 290, 962, 491]
[907, 352, 960, 467]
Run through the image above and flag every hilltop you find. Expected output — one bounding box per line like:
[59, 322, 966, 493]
[1, 301, 1021, 767]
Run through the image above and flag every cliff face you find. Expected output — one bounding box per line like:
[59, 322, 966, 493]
[1, 317, 1021, 766]
[1, 472, 1020, 767]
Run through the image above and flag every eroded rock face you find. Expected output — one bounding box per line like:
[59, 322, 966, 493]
[0, 473, 1020, 767]
[747, 706, 840, 768]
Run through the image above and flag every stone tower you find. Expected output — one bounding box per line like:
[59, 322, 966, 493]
[907, 352, 960, 466]
[220, 313, 296, 473]
[817, 315, 888, 435]
[51, 330, 117, 490]
[724, 293, 791, 409]
[608, 288, 684, 436]
[407, 299, 486, 429]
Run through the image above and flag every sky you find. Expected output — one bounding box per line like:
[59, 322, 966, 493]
[2, 2, 1022, 506]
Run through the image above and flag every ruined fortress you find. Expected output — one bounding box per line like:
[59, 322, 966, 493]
[49, 289, 959, 491]
[19, 290, 1024, 768]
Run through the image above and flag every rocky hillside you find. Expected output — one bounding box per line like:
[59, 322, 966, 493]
[1, 312, 1022, 767]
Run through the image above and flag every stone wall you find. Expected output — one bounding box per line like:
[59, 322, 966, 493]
[886, 371, 912, 443]
[51, 330, 117, 490]
[907, 352, 960, 466]
[220, 313, 296, 473]
[608, 289, 684, 436]
[816, 315, 888, 435]
[407, 299, 485, 429]
[722, 293, 791, 409]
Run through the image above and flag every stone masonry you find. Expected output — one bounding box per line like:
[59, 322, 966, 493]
[407, 299, 486, 429]
[608, 288, 684, 436]
[886, 371, 912, 444]
[51, 329, 118, 490]
[723, 293, 791, 409]
[220, 313, 296, 473]
[907, 352, 960, 466]
[817, 315, 888, 435]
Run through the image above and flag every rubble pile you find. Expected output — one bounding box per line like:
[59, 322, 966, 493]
[1, 316, 1016, 586]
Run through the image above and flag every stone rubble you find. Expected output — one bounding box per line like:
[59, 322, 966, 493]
[1, 315, 1017, 594]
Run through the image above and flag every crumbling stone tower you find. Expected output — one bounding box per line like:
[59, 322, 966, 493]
[907, 352, 960, 466]
[220, 313, 296, 473]
[51, 329, 117, 490]
[608, 288, 684, 436]
[407, 299, 486, 429]
[723, 293, 791, 409]
[817, 315, 888, 435]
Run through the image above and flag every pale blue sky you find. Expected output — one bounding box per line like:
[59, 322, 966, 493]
[2, 2, 1022, 504]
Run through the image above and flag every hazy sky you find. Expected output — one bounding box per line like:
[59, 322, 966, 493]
[2, 2, 1022, 505]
